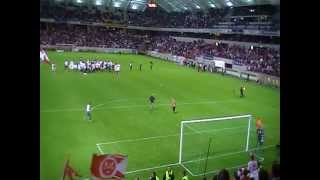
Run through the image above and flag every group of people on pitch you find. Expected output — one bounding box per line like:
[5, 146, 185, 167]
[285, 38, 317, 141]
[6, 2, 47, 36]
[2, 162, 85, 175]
[64, 60, 120, 73]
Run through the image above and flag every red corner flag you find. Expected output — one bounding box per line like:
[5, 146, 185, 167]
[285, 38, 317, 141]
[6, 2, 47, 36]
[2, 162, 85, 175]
[62, 159, 81, 180]
[91, 154, 128, 179]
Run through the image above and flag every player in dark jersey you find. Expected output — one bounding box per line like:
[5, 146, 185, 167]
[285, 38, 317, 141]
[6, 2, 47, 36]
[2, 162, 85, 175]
[149, 95, 155, 110]
[139, 64, 142, 71]
[240, 86, 245, 97]
[257, 128, 265, 147]
[150, 61, 153, 70]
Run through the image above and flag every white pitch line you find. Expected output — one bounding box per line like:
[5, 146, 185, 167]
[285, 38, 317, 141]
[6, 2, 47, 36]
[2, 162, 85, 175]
[180, 163, 195, 176]
[125, 162, 179, 174]
[96, 125, 250, 146]
[96, 144, 104, 154]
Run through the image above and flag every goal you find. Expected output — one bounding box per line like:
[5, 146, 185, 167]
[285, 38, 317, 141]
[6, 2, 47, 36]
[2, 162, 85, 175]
[178, 114, 255, 176]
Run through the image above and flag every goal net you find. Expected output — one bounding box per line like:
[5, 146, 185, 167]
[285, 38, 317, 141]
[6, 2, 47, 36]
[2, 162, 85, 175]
[179, 114, 257, 176]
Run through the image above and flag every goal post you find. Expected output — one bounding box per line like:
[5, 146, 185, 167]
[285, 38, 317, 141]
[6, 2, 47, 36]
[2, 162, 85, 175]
[178, 114, 254, 176]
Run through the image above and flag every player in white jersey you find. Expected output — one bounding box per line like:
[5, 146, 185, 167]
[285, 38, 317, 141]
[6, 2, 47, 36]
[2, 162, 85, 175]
[114, 63, 120, 77]
[51, 63, 56, 72]
[64, 61, 68, 70]
[69, 61, 74, 70]
[85, 103, 92, 121]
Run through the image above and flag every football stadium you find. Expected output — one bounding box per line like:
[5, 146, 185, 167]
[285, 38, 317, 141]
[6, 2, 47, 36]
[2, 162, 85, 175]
[40, 0, 280, 179]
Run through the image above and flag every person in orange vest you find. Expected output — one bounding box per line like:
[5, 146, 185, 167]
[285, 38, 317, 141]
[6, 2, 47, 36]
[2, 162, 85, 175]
[255, 118, 265, 148]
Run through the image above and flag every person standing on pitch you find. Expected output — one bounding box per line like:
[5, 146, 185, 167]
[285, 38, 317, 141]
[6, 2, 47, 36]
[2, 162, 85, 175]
[139, 63, 142, 71]
[150, 61, 153, 70]
[85, 102, 92, 121]
[240, 85, 245, 97]
[129, 62, 133, 71]
[114, 62, 120, 78]
[149, 95, 155, 110]
[255, 118, 265, 155]
[171, 98, 177, 113]
[51, 63, 56, 72]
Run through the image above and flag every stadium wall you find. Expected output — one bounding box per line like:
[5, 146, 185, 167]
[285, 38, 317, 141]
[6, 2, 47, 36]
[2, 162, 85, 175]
[146, 51, 280, 87]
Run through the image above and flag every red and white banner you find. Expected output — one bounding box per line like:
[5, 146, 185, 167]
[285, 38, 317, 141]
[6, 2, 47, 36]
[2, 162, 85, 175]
[91, 154, 128, 179]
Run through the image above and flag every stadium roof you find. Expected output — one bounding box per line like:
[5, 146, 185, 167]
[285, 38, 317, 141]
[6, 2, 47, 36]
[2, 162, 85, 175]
[46, 0, 280, 12]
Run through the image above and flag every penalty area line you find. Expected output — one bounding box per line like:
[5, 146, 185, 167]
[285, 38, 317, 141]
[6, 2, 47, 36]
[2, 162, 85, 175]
[96, 144, 104, 154]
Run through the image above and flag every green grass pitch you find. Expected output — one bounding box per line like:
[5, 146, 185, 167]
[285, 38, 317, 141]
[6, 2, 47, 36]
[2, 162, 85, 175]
[40, 51, 280, 179]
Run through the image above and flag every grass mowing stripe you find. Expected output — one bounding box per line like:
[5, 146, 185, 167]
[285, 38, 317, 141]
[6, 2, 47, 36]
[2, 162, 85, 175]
[41, 99, 240, 112]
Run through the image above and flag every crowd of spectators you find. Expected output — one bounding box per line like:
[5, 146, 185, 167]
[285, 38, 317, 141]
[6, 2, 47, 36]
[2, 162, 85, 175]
[40, 2, 279, 31]
[40, 23, 280, 76]
[40, 23, 148, 49]
[150, 36, 280, 76]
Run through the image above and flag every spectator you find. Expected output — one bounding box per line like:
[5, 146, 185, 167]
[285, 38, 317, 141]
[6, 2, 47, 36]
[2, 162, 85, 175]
[270, 161, 280, 180]
[215, 168, 230, 180]
[150, 171, 160, 180]
[258, 167, 269, 180]
[247, 154, 258, 180]
[164, 167, 174, 180]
